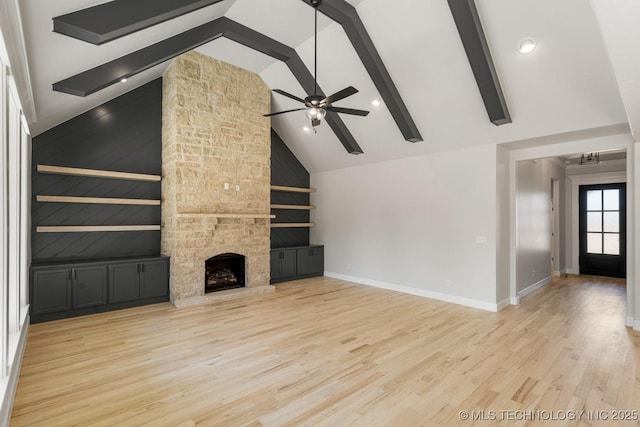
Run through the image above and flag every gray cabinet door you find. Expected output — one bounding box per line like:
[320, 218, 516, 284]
[296, 247, 324, 275]
[140, 259, 169, 299]
[32, 268, 72, 314]
[270, 251, 281, 278]
[73, 266, 108, 308]
[109, 262, 140, 303]
[281, 250, 297, 277]
[271, 250, 297, 280]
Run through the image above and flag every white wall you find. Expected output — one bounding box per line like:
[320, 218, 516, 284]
[311, 143, 500, 310]
[514, 159, 565, 293]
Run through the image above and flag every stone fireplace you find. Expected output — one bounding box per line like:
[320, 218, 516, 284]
[161, 51, 274, 306]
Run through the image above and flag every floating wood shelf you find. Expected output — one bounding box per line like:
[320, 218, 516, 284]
[270, 223, 316, 228]
[36, 225, 161, 233]
[270, 185, 315, 193]
[37, 164, 161, 182]
[270, 204, 315, 210]
[37, 195, 160, 206]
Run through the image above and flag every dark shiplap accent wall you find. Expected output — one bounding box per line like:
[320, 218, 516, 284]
[271, 129, 311, 249]
[32, 79, 162, 263]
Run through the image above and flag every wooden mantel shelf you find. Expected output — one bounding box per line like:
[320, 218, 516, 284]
[177, 213, 275, 219]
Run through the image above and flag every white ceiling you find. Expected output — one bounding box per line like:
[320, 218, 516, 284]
[16, 0, 636, 172]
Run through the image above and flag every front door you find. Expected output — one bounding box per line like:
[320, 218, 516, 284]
[579, 183, 626, 278]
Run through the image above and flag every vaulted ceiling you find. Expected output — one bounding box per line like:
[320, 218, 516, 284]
[13, 0, 637, 172]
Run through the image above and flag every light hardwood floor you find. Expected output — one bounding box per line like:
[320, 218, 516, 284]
[11, 275, 640, 426]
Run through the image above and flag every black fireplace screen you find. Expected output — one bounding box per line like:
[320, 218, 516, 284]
[205, 253, 245, 293]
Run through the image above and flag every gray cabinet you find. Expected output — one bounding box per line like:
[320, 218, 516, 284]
[31, 256, 170, 323]
[72, 266, 108, 308]
[32, 269, 72, 314]
[270, 245, 324, 284]
[270, 249, 297, 281]
[141, 259, 170, 299]
[296, 247, 324, 276]
[109, 262, 140, 303]
[32, 265, 106, 314]
[109, 259, 169, 303]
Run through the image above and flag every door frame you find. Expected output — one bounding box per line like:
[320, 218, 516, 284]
[578, 182, 626, 278]
[568, 171, 626, 275]
[551, 178, 560, 276]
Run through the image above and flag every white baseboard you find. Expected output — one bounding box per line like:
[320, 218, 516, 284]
[517, 276, 552, 300]
[496, 298, 511, 311]
[627, 317, 640, 331]
[565, 268, 579, 275]
[510, 296, 520, 305]
[553, 270, 562, 277]
[1, 314, 29, 427]
[325, 272, 501, 312]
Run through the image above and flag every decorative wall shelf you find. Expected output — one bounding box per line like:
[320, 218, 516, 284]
[37, 195, 160, 206]
[37, 225, 161, 233]
[270, 204, 315, 210]
[37, 164, 161, 182]
[270, 185, 315, 193]
[270, 223, 316, 228]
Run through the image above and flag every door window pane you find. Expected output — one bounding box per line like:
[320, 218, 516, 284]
[587, 190, 602, 211]
[603, 233, 620, 255]
[587, 232, 602, 254]
[603, 212, 619, 232]
[603, 189, 619, 211]
[587, 212, 602, 232]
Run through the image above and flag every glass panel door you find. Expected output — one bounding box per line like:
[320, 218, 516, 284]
[579, 183, 626, 278]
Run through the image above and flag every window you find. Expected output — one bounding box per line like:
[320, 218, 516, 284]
[586, 189, 620, 255]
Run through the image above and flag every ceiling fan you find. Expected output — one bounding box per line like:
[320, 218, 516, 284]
[263, 0, 370, 127]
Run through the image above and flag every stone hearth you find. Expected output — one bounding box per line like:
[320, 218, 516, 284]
[161, 51, 274, 306]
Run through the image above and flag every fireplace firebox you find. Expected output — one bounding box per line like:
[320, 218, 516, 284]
[205, 253, 246, 293]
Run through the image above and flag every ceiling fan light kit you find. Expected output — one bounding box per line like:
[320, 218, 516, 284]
[264, 0, 369, 128]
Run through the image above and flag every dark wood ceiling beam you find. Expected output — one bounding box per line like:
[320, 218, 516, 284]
[52, 17, 363, 154]
[446, 0, 511, 125]
[53, 0, 226, 45]
[52, 20, 227, 97]
[301, 0, 423, 143]
[224, 20, 363, 154]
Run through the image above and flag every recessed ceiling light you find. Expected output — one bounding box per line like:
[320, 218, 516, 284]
[519, 38, 536, 54]
[120, 77, 128, 83]
[371, 98, 381, 107]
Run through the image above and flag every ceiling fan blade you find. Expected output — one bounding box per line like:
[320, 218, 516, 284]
[325, 106, 370, 116]
[273, 89, 306, 104]
[322, 86, 359, 105]
[263, 108, 306, 117]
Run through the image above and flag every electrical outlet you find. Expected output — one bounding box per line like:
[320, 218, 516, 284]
[224, 182, 229, 190]
[235, 184, 240, 192]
